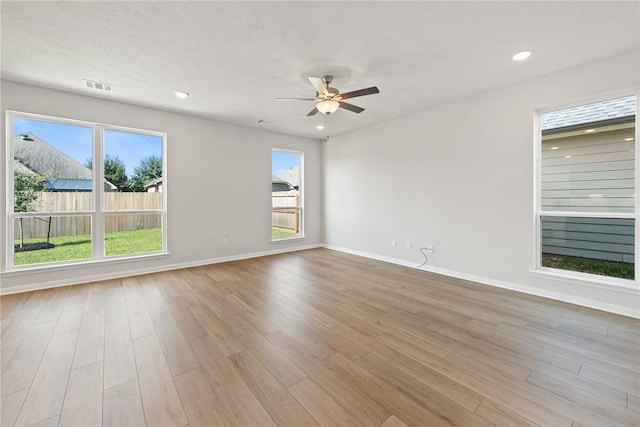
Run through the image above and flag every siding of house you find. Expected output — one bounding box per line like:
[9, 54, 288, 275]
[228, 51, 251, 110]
[541, 216, 634, 262]
[541, 126, 635, 262]
[541, 127, 635, 213]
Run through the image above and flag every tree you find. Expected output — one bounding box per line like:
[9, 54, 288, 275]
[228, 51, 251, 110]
[129, 155, 162, 192]
[85, 155, 129, 191]
[14, 170, 49, 248]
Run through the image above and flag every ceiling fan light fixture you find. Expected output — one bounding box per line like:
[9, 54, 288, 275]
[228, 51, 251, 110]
[316, 99, 340, 115]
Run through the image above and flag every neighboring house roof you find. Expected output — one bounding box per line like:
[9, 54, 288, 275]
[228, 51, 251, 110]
[275, 166, 300, 188]
[272, 175, 290, 185]
[144, 177, 163, 189]
[541, 95, 636, 131]
[13, 132, 116, 191]
[46, 178, 93, 191]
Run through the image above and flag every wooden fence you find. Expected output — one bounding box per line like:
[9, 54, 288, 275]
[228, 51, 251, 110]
[541, 216, 635, 263]
[272, 192, 299, 232]
[14, 192, 162, 240]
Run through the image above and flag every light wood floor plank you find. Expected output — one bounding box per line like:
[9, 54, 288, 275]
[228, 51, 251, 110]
[173, 367, 226, 427]
[224, 315, 307, 387]
[288, 378, 363, 427]
[133, 334, 188, 427]
[151, 311, 200, 376]
[103, 380, 146, 427]
[0, 390, 28, 427]
[71, 308, 105, 369]
[230, 350, 319, 427]
[1, 321, 56, 397]
[104, 316, 137, 390]
[59, 361, 103, 427]
[105, 280, 127, 321]
[54, 287, 89, 336]
[14, 330, 77, 427]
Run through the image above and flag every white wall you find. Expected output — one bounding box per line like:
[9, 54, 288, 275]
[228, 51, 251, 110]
[1, 81, 322, 293]
[323, 50, 640, 317]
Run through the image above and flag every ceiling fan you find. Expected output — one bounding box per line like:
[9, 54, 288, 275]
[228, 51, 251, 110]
[276, 76, 380, 116]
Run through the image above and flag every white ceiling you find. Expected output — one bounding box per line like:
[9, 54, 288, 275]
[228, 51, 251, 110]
[2, 1, 639, 139]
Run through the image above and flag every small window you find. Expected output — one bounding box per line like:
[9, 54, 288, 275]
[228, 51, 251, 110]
[272, 149, 303, 240]
[537, 95, 636, 280]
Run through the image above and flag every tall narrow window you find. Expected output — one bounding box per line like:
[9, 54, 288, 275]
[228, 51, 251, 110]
[272, 149, 303, 240]
[7, 112, 167, 270]
[537, 95, 636, 280]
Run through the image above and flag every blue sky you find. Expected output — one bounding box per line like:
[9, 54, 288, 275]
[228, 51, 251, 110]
[272, 150, 300, 175]
[13, 118, 162, 176]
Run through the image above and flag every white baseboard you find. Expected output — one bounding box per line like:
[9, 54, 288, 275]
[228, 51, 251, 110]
[0, 244, 322, 296]
[323, 244, 640, 319]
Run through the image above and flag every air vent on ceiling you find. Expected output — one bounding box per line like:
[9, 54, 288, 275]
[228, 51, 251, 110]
[83, 79, 113, 93]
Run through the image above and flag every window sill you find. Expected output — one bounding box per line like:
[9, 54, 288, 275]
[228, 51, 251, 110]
[271, 235, 306, 243]
[530, 268, 638, 294]
[2, 252, 170, 278]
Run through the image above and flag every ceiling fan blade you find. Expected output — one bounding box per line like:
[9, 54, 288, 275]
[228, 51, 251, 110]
[308, 77, 329, 97]
[338, 101, 365, 113]
[337, 86, 379, 100]
[307, 107, 319, 116]
[275, 97, 316, 101]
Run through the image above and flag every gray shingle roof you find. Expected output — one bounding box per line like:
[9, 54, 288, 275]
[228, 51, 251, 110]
[13, 132, 116, 191]
[541, 95, 636, 131]
[14, 132, 93, 180]
[275, 166, 300, 188]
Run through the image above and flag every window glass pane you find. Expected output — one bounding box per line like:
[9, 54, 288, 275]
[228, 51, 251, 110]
[103, 129, 163, 210]
[104, 213, 163, 257]
[13, 215, 92, 266]
[272, 150, 302, 239]
[13, 118, 93, 212]
[541, 216, 634, 280]
[538, 95, 636, 281]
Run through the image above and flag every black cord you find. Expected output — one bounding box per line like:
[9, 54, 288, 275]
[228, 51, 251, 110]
[418, 247, 428, 268]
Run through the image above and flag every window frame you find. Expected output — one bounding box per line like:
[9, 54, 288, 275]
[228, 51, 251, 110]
[271, 148, 304, 241]
[533, 91, 639, 286]
[5, 110, 168, 272]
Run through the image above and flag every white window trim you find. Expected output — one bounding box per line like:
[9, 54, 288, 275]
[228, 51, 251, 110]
[532, 89, 639, 286]
[271, 148, 304, 241]
[4, 110, 168, 273]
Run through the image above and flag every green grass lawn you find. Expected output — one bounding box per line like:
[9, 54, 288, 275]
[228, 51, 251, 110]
[14, 228, 162, 266]
[272, 227, 298, 239]
[542, 254, 634, 280]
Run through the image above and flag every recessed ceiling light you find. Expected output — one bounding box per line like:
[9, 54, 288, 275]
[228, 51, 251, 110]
[174, 90, 189, 98]
[585, 128, 596, 133]
[316, 124, 325, 130]
[512, 50, 532, 61]
[624, 137, 635, 141]
[564, 155, 572, 158]
[550, 146, 559, 150]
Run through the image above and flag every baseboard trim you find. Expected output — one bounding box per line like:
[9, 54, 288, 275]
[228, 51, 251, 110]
[0, 244, 322, 296]
[323, 244, 640, 319]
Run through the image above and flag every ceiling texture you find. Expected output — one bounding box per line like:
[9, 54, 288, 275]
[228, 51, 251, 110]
[1, 1, 639, 139]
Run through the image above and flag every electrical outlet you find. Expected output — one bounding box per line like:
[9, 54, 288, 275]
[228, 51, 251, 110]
[222, 238, 228, 246]
[406, 241, 412, 250]
[391, 239, 397, 247]
[332, 230, 337, 238]
[427, 245, 434, 253]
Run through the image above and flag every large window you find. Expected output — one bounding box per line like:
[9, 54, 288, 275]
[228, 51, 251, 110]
[536, 95, 636, 281]
[272, 149, 303, 240]
[7, 111, 166, 269]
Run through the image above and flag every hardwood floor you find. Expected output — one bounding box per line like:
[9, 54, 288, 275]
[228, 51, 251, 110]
[1, 248, 639, 426]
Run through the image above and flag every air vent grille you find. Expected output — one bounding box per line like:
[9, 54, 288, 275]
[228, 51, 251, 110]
[83, 79, 113, 93]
